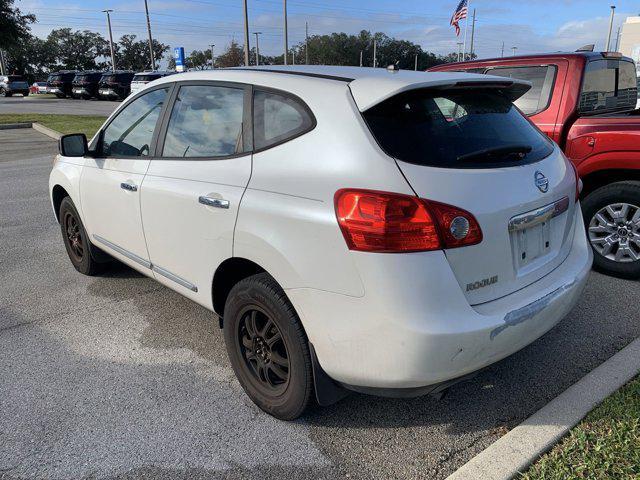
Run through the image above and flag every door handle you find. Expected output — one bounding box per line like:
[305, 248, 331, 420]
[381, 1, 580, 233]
[199, 196, 230, 209]
[120, 182, 138, 192]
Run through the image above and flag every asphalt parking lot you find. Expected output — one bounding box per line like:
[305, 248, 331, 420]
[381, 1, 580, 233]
[1, 129, 639, 480]
[0, 95, 119, 116]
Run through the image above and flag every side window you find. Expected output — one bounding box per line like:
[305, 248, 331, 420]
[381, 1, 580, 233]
[101, 87, 169, 157]
[253, 89, 314, 150]
[162, 85, 245, 158]
[487, 65, 557, 115]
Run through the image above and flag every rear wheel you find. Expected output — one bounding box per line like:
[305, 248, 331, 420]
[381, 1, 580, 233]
[583, 181, 640, 279]
[223, 272, 313, 420]
[59, 197, 106, 276]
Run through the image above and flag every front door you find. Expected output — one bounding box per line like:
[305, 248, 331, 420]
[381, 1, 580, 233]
[140, 82, 252, 308]
[80, 86, 172, 272]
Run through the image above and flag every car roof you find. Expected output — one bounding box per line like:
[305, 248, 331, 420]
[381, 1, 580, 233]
[152, 65, 531, 111]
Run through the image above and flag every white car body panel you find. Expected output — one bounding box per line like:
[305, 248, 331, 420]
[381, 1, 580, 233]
[141, 155, 252, 309]
[49, 66, 592, 393]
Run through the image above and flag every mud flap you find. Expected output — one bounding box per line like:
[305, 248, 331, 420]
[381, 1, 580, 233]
[309, 343, 350, 406]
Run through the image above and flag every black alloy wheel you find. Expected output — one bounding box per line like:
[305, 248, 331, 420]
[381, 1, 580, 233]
[237, 306, 290, 395]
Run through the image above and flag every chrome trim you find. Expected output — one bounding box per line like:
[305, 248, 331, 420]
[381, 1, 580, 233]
[93, 235, 151, 269]
[508, 196, 570, 233]
[120, 182, 138, 192]
[198, 196, 229, 209]
[152, 265, 198, 292]
[93, 235, 198, 292]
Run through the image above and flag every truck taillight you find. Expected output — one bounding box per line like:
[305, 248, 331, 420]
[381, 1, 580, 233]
[334, 189, 482, 253]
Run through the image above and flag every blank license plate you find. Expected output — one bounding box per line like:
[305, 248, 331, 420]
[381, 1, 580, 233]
[513, 221, 551, 268]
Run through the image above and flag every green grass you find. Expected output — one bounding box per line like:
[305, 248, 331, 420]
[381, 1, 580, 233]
[521, 376, 640, 480]
[0, 113, 106, 137]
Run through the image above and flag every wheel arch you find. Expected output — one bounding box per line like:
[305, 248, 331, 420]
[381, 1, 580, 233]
[580, 169, 640, 198]
[211, 257, 268, 319]
[51, 184, 70, 222]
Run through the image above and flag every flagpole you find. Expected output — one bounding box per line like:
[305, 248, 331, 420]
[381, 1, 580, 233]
[462, 0, 470, 61]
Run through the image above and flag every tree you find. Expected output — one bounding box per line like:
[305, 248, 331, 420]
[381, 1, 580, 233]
[3, 34, 56, 80]
[216, 40, 244, 68]
[117, 35, 169, 71]
[0, 0, 35, 50]
[46, 28, 110, 70]
[186, 49, 213, 70]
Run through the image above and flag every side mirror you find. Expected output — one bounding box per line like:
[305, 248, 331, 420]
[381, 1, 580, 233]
[59, 133, 88, 157]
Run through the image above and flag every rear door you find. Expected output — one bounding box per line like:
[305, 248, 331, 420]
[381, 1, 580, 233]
[363, 87, 578, 305]
[140, 81, 252, 308]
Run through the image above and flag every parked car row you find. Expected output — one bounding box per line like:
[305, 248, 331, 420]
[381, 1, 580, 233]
[45, 70, 175, 101]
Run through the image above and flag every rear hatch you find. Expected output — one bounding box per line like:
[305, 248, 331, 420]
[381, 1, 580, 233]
[361, 83, 578, 305]
[8, 76, 29, 90]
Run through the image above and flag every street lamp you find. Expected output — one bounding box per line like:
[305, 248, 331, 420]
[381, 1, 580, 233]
[254, 32, 262, 66]
[102, 9, 116, 71]
[209, 44, 215, 69]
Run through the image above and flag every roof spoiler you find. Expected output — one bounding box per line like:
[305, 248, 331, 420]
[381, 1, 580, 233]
[576, 44, 595, 52]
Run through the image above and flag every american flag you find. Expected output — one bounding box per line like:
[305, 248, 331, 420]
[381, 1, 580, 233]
[450, 0, 468, 36]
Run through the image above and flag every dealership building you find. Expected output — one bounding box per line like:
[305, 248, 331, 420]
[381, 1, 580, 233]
[619, 16, 640, 69]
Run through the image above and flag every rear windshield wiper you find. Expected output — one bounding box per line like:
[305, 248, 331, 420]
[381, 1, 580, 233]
[456, 144, 532, 163]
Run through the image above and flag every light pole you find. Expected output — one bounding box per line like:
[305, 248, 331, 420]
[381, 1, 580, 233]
[283, 0, 288, 65]
[457, 42, 463, 62]
[511, 46, 518, 56]
[359, 50, 363, 67]
[253, 32, 262, 66]
[305, 21, 309, 64]
[242, 0, 249, 66]
[373, 36, 377, 67]
[414, 53, 418, 71]
[209, 43, 215, 69]
[143, 0, 155, 70]
[102, 9, 116, 71]
[606, 5, 616, 51]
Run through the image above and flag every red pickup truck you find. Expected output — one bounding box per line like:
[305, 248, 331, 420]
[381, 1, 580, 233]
[431, 51, 640, 279]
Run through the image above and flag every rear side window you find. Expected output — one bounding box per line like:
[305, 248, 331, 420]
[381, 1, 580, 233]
[162, 85, 245, 158]
[363, 89, 554, 169]
[253, 90, 314, 150]
[579, 59, 637, 114]
[486, 65, 556, 115]
[101, 87, 169, 157]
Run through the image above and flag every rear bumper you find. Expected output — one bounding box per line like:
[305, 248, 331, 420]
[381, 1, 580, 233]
[287, 207, 592, 390]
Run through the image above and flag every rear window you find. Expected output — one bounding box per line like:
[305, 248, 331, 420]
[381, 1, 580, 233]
[133, 74, 161, 82]
[363, 89, 554, 169]
[253, 89, 315, 150]
[8, 75, 25, 82]
[485, 65, 557, 115]
[579, 59, 637, 114]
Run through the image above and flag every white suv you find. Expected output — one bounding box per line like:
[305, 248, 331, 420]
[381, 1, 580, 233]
[50, 66, 592, 420]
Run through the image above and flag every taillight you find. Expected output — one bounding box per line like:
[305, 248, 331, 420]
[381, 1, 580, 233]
[569, 162, 582, 202]
[334, 189, 482, 253]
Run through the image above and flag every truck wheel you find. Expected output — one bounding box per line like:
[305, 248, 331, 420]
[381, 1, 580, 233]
[582, 181, 640, 279]
[59, 197, 107, 276]
[223, 272, 313, 420]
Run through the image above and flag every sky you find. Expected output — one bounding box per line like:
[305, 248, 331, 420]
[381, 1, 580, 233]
[17, 0, 640, 63]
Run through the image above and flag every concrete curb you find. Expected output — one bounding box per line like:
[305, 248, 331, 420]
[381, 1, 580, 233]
[0, 121, 62, 140]
[32, 122, 63, 140]
[0, 122, 32, 130]
[446, 337, 640, 480]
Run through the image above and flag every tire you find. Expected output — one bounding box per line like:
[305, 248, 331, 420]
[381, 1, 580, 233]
[58, 197, 106, 276]
[223, 272, 313, 420]
[23, 93, 28, 97]
[582, 181, 640, 279]
[55, 93, 65, 99]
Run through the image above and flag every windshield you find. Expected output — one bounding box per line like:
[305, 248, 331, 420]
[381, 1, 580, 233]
[363, 88, 554, 169]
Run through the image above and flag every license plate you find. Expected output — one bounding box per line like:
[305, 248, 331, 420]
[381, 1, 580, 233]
[513, 222, 551, 268]
[73, 88, 83, 93]
[99, 89, 111, 95]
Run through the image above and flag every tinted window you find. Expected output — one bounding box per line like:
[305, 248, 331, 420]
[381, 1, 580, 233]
[134, 74, 161, 82]
[486, 65, 556, 115]
[101, 87, 169, 157]
[162, 85, 245, 158]
[579, 59, 637, 113]
[253, 90, 314, 150]
[363, 89, 554, 169]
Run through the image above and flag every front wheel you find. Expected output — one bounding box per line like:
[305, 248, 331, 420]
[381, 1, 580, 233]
[582, 181, 640, 279]
[59, 197, 106, 276]
[223, 272, 313, 420]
